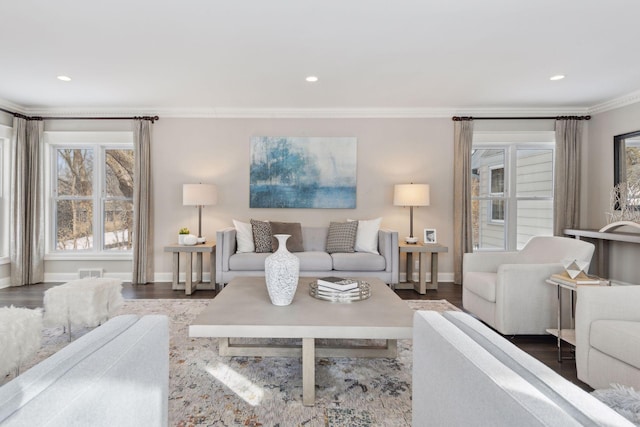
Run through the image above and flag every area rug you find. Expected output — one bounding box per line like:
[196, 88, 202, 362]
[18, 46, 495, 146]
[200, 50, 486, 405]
[592, 384, 640, 426]
[9, 299, 459, 427]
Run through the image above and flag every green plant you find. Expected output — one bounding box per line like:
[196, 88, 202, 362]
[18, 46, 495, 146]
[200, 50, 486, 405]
[179, 227, 190, 235]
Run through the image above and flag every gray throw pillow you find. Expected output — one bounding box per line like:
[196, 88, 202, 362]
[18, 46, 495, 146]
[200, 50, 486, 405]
[270, 221, 304, 252]
[326, 221, 358, 254]
[251, 219, 273, 253]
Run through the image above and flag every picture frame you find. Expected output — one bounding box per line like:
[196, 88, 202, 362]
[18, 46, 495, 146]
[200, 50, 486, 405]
[424, 228, 437, 244]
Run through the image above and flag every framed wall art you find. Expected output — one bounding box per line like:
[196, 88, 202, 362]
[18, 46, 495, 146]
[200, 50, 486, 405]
[250, 136, 357, 208]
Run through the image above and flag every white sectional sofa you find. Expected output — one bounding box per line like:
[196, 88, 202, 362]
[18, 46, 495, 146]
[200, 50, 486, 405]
[0, 315, 169, 427]
[413, 310, 633, 426]
[216, 226, 399, 286]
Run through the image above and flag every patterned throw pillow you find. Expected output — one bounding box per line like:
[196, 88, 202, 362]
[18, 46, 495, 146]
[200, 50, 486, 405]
[251, 219, 273, 253]
[326, 221, 358, 254]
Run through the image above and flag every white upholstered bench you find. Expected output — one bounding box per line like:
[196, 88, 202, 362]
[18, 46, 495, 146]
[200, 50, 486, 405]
[43, 278, 123, 338]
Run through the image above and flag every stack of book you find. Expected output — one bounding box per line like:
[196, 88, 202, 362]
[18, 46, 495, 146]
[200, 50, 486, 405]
[310, 277, 371, 302]
[550, 271, 609, 287]
[316, 276, 360, 292]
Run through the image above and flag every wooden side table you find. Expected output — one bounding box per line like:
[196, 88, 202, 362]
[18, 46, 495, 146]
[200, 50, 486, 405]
[398, 242, 448, 293]
[164, 242, 217, 295]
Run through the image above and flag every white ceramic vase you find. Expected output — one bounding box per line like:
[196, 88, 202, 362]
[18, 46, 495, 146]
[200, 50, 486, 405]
[265, 234, 300, 306]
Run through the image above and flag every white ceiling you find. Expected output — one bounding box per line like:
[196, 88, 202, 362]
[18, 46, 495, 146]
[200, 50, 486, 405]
[1, 0, 640, 117]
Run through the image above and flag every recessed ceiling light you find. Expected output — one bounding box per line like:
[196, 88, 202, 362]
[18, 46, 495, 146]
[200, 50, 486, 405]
[549, 75, 565, 81]
[305, 76, 318, 82]
[57, 75, 72, 82]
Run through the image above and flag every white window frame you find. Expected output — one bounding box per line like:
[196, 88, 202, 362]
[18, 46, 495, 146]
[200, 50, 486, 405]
[44, 132, 134, 260]
[472, 131, 555, 252]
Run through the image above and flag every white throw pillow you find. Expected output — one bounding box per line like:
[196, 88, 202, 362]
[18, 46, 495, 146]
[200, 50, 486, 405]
[348, 217, 382, 254]
[233, 219, 255, 253]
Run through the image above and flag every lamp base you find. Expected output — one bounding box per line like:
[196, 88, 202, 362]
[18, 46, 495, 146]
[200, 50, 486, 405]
[405, 236, 418, 244]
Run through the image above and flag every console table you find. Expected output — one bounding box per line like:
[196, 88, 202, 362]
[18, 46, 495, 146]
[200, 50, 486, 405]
[564, 228, 640, 278]
[164, 242, 216, 295]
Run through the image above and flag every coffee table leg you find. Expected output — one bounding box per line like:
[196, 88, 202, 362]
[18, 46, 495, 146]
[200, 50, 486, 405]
[302, 338, 315, 406]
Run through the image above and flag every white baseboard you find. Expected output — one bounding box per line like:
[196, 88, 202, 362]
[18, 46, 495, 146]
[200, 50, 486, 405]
[0, 277, 11, 289]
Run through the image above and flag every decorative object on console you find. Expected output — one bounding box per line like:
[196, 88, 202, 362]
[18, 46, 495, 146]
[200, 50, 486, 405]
[562, 258, 590, 279]
[178, 227, 190, 245]
[182, 234, 198, 246]
[264, 234, 300, 306]
[394, 183, 430, 244]
[602, 180, 640, 231]
[250, 136, 357, 209]
[424, 228, 437, 244]
[183, 183, 217, 239]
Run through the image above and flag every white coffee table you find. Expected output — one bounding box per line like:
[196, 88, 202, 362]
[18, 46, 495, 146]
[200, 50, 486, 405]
[189, 276, 413, 406]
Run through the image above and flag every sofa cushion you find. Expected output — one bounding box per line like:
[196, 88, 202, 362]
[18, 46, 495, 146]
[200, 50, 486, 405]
[331, 252, 385, 271]
[251, 219, 272, 253]
[326, 221, 358, 253]
[590, 320, 640, 369]
[463, 272, 497, 302]
[232, 220, 254, 253]
[296, 251, 333, 271]
[229, 253, 270, 270]
[270, 221, 304, 252]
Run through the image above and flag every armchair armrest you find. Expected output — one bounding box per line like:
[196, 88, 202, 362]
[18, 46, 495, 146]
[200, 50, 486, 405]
[575, 285, 640, 378]
[378, 229, 399, 284]
[463, 251, 520, 275]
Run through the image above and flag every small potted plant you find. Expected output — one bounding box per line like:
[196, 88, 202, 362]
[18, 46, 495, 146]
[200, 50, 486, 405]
[178, 227, 190, 245]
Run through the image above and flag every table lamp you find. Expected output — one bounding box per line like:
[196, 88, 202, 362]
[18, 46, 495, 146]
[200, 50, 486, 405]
[183, 183, 217, 240]
[394, 183, 430, 244]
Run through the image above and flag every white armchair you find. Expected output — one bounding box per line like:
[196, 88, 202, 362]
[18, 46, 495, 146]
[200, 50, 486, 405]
[575, 285, 640, 390]
[462, 236, 595, 335]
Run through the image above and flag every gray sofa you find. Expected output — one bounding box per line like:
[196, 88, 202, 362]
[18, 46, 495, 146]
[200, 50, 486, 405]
[413, 310, 633, 426]
[216, 226, 399, 286]
[0, 315, 169, 427]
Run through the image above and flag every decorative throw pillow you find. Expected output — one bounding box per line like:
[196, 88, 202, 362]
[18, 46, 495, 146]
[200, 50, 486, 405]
[270, 221, 304, 252]
[349, 217, 382, 254]
[326, 221, 358, 254]
[250, 219, 273, 253]
[233, 219, 255, 253]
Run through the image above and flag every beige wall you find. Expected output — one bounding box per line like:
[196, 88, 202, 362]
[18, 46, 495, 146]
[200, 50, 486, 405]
[585, 102, 640, 284]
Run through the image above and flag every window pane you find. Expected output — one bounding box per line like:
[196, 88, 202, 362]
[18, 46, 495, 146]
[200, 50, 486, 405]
[471, 149, 505, 197]
[56, 200, 93, 249]
[516, 199, 553, 249]
[516, 149, 553, 198]
[472, 199, 505, 250]
[491, 199, 504, 221]
[103, 200, 133, 250]
[490, 168, 504, 194]
[105, 149, 134, 198]
[56, 149, 93, 196]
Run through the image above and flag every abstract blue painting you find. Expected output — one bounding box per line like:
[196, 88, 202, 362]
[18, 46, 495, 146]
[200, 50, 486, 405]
[250, 136, 357, 208]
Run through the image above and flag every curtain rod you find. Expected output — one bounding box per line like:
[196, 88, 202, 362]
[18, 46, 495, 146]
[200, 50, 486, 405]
[0, 107, 159, 122]
[452, 115, 591, 121]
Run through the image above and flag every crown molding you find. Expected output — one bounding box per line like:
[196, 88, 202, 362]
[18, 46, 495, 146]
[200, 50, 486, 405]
[588, 89, 640, 115]
[0, 98, 27, 115]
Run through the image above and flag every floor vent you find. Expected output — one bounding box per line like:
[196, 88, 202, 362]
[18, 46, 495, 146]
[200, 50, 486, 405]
[78, 268, 104, 279]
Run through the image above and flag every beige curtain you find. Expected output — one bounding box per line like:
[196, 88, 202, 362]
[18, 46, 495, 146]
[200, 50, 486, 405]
[453, 119, 474, 284]
[10, 117, 45, 286]
[132, 119, 154, 284]
[553, 119, 583, 236]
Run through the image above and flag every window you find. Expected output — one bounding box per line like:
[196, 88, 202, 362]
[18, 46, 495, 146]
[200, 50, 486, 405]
[472, 132, 554, 251]
[0, 126, 10, 259]
[46, 132, 134, 256]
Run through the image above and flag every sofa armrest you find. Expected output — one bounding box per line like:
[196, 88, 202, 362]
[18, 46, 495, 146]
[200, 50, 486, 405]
[378, 229, 399, 284]
[216, 227, 236, 285]
[575, 285, 640, 380]
[463, 251, 520, 275]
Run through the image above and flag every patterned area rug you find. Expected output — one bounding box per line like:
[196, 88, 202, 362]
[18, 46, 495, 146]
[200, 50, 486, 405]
[7, 299, 459, 427]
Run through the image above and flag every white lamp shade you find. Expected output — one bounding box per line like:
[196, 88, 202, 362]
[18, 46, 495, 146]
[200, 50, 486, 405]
[394, 184, 430, 206]
[183, 184, 217, 206]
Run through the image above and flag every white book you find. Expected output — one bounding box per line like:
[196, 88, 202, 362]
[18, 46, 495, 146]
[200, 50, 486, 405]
[316, 276, 359, 291]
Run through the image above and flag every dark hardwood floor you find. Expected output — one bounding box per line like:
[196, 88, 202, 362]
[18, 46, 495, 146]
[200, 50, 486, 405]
[0, 281, 590, 391]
